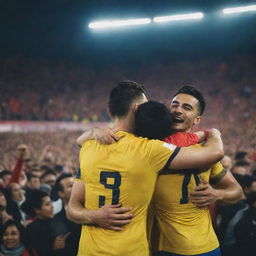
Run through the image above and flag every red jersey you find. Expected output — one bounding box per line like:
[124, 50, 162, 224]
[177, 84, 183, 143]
[164, 132, 199, 147]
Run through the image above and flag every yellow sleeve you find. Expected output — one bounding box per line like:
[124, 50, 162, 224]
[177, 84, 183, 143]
[209, 162, 227, 185]
[148, 140, 180, 172]
[76, 143, 87, 181]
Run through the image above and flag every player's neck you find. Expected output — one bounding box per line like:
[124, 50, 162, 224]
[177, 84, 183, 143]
[113, 116, 134, 134]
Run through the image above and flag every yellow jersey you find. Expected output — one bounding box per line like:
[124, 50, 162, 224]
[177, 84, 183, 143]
[152, 151, 226, 255]
[77, 131, 180, 256]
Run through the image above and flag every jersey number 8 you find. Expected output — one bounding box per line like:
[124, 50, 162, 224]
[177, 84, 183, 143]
[99, 171, 121, 207]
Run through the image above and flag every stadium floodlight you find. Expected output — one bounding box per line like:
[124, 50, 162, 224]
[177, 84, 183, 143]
[88, 18, 151, 30]
[153, 12, 204, 23]
[222, 5, 256, 14]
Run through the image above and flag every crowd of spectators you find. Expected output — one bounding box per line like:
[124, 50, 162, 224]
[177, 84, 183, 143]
[0, 144, 81, 256]
[0, 55, 255, 255]
[0, 55, 255, 154]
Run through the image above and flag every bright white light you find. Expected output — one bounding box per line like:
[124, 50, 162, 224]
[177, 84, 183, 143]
[88, 18, 151, 29]
[153, 12, 204, 23]
[223, 5, 256, 14]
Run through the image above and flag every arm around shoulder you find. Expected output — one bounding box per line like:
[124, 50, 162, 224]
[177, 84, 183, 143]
[170, 129, 224, 170]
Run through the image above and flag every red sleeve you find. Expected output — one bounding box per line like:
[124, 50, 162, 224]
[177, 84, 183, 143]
[163, 132, 199, 147]
[8, 158, 23, 184]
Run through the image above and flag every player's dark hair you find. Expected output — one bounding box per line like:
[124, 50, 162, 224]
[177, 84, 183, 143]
[54, 173, 73, 193]
[174, 86, 206, 115]
[108, 80, 146, 118]
[135, 101, 173, 140]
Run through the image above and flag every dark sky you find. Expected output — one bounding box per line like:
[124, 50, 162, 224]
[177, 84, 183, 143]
[0, 0, 256, 65]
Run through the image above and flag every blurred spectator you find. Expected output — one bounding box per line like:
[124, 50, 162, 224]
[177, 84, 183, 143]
[6, 183, 26, 223]
[0, 170, 12, 188]
[234, 192, 256, 256]
[40, 170, 57, 189]
[51, 173, 81, 256]
[218, 175, 255, 252]
[235, 151, 252, 165]
[23, 190, 69, 256]
[231, 163, 248, 176]
[26, 174, 40, 191]
[0, 220, 38, 256]
[0, 188, 12, 225]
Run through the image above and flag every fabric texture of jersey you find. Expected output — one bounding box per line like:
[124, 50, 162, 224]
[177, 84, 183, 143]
[147, 131, 200, 249]
[77, 131, 180, 256]
[163, 132, 199, 146]
[153, 142, 226, 255]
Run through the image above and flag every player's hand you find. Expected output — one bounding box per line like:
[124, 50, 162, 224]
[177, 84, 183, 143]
[207, 128, 221, 139]
[194, 131, 206, 143]
[190, 178, 222, 208]
[93, 127, 120, 145]
[93, 204, 134, 231]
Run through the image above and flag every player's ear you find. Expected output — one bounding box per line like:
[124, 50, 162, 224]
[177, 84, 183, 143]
[131, 103, 139, 113]
[193, 116, 202, 126]
[107, 107, 114, 119]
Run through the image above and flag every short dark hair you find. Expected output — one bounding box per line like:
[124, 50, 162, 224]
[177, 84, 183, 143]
[40, 169, 56, 180]
[54, 173, 73, 193]
[21, 190, 48, 217]
[135, 101, 173, 140]
[0, 170, 11, 179]
[108, 80, 146, 118]
[26, 173, 40, 182]
[174, 86, 206, 115]
[241, 175, 254, 188]
[246, 191, 256, 206]
[235, 151, 248, 161]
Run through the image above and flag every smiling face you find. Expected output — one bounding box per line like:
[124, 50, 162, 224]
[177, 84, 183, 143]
[169, 93, 202, 132]
[2, 225, 20, 249]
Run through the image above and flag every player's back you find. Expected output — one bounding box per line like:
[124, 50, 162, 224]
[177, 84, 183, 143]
[78, 131, 176, 256]
[152, 144, 226, 255]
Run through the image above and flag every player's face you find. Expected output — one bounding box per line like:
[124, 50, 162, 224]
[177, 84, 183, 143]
[169, 94, 201, 132]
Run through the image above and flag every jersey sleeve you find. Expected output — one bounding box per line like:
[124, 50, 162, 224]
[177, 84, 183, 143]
[76, 143, 87, 181]
[148, 140, 180, 172]
[209, 162, 227, 185]
[164, 132, 199, 147]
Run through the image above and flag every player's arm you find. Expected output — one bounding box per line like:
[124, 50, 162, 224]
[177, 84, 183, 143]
[76, 127, 119, 146]
[170, 129, 224, 169]
[67, 180, 133, 231]
[190, 172, 244, 208]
